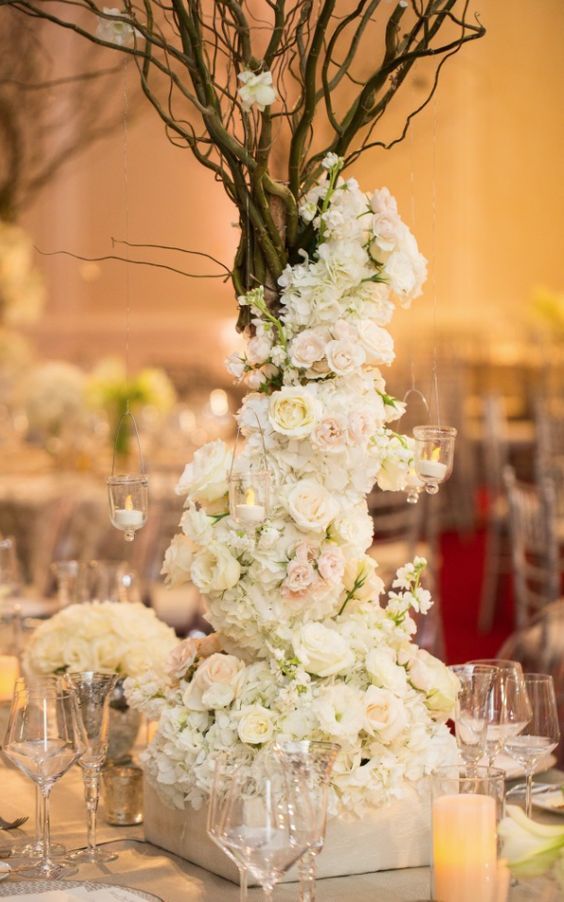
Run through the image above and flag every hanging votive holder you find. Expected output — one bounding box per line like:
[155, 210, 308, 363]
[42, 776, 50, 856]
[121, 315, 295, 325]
[229, 466, 270, 529]
[405, 468, 424, 505]
[413, 425, 457, 495]
[107, 474, 149, 541]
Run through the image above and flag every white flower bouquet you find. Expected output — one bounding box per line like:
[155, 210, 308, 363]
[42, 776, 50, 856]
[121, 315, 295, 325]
[24, 601, 177, 680]
[128, 159, 460, 818]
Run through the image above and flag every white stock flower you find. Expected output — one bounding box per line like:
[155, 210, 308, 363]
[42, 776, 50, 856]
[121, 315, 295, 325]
[237, 705, 275, 744]
[287, 479, 338, 532]
[294, 622, 354, 676]
[246, 331, 273, 366]
[191, 543, 241, 594]
[269, 386, 321, 437]
[176, 440, 231, 505]
[237, 69, 277, 112]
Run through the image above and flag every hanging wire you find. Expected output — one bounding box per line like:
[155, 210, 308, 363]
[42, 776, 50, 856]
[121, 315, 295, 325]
[430, 82, 441, 428]
[111, 409, 146, 476]
[121, 66, 131, 387]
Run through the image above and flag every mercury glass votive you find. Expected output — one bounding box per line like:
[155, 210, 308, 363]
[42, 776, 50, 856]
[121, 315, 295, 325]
[102, 765, 144, 825]
[107, 474, 149, 542]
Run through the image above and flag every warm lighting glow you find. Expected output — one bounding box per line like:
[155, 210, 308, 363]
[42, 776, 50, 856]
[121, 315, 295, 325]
[432, 446, 441, 461]
[125, 494, 133, 511]
[0, 655, 20, 703]
[433, 794, 497, 902]
[245, 487, 256, 506]
[209, 388, 229, 417]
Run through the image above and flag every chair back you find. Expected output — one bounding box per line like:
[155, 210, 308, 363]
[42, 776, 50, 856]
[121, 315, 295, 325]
[503, 466, 559, 628]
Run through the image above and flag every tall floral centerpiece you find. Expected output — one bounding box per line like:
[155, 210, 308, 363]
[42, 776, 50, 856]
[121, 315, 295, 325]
[7, 0, 485, 873]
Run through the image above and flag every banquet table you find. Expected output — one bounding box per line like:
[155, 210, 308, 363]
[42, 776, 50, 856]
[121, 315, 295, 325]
[1, 760, 563, 901]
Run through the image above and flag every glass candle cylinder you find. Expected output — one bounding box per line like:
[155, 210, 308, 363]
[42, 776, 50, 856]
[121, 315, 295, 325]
[107, 475, 149, 542]
[102, 765, 143, 826]
[229, 467, 270, 528]
[413, 425, 457, 495]
[431, 765, 505, 902]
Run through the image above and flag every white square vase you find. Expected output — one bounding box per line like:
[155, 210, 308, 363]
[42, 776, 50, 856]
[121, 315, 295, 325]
[144, 782, 431, 884]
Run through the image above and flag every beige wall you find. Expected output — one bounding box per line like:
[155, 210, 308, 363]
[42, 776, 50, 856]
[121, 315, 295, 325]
[22, 0, 564, 372]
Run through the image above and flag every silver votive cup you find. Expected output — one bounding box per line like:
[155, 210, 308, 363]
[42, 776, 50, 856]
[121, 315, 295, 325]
[102, 765, 144, 825]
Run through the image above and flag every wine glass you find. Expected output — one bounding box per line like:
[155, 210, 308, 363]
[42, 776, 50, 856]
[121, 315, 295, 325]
[66, 671, 118, 863]
[504, 673, 560, 817]
[213, 759, 316, 900]
[207, 757, 248, 901]
[467, 659, 529, 767]
[274, 740, 340, 902]
[3, 686, 85, 879]
[449, 664, 496, 771]
[8, 677, 69, 860]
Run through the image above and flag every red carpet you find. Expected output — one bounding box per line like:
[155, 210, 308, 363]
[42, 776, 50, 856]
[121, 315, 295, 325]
[440, 530, 514, 664]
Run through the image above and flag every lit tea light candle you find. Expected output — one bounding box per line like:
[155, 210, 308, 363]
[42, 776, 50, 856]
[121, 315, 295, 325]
[432, 794, 497, 902]
[416, 458, 447, 481]
[0, 655, 20, 702]
[114, 494, 144, 530]
[235, 487, 265, 525]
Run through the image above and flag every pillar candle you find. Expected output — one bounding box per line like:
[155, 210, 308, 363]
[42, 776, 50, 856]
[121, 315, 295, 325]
[432, 793, 497, 902]
[0, 655, 20, 702]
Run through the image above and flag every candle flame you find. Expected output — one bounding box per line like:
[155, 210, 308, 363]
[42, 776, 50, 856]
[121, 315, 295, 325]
[125, 494, 134, 510]
[432, 447, 441, 461]
[245, 487, 256, 506]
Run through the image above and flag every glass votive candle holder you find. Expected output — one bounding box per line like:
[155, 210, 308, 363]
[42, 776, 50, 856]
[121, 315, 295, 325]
[102, 765, 144, 825]
[107, 474, 149, 542]
[431, 765, 505, 902]
[413, 425, 457, 495]
[228, 467, 270, 528]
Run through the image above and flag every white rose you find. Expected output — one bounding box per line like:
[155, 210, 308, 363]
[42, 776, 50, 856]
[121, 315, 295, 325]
[294, 622, 354, 677]
[409, 649, 460, 717]
[364, 686, 408, 742]
[317, 545, 345, 583]
[225, 353, 245, 379]
[289, 329, 328, 368]
[368, 187, 398, 217]
[370, 211, 402, 254]
[166, 639, 197, 679]
[269, 386, 321, 437]
[330, 506, 374, 552]
[237, 69, 277, 112]
[183, 653, 244, 711]
[356, 320, 395, 366]
[312, 416, 348, 454]
[287, 479, 338, 533]
[326, 339, 366, 376]
[161, 534, 195, 587]
[365, 647, 407, 692]
[191, 543, 241, 594]
[284, 558, 316, 593]
[246, 370, 267, 390]
[314, 684, 364, 740]
[237, 705, 275, 744]
[176, 440, 231, 505]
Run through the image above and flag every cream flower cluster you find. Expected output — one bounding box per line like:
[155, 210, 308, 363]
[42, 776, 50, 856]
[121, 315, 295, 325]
[24, 601, 177, 679]
[141, 157, 457, 817]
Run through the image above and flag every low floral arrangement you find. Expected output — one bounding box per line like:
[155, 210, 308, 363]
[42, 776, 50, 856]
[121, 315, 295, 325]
[22, 360, 87, 439]
[500, 804, 564, 889]
[127, 158, 460, 817]
[24, 601, 177, 680]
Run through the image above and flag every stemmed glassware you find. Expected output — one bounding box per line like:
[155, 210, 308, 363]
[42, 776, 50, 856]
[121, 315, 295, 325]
[449, 664, 497, 772]
[208, 757, 249, 901]
[467, 659, 531, 767]
[2, 685, 85, 879]
[209, 755, 316, 900]
[504, 673, 560, 817]
[8, 677, 68, 860]
[66, 671, 118, 863]
[274, 740, 340, 902]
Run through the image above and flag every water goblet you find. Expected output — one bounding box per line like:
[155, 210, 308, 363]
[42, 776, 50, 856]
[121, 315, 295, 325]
[66, 671, 118, 863]
[274, 740, 340, 902]
[467, 659, 529, 767]
[2, 686, 85, 879]
[207, 757, 249, 901]
[449, 664, 497, 771]
[504, 673, 560, 817]
[8, 676, 69, 860]
[213, 758, 316, 901]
